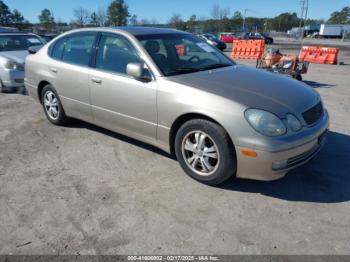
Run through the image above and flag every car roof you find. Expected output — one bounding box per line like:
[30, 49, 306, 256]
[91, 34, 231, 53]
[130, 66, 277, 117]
[54, 27, 190, 41]
[0, 32, 37, 36]
[38, 33, 58, 36]
[111, 26, 185, 36]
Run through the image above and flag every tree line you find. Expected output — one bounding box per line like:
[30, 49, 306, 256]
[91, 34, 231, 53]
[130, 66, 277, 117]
[0, 0, 349, 34]
[0, 0, 133, 32]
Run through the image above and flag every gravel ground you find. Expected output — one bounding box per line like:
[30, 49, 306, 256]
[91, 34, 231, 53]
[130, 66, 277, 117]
[0, 39, 349, 255]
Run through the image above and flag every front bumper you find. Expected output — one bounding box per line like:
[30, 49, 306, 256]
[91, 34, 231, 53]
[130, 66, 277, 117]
[1, 69, 25, 89]
[235, 110, 329, 181]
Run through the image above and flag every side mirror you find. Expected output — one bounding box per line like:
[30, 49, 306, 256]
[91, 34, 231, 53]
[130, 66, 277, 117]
[127, 63, 152, 82]
[28, 45, 43, 54]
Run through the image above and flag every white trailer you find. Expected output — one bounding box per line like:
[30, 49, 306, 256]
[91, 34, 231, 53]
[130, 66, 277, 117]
[342, 25, 350, 34]
[320, 24, 343, 37]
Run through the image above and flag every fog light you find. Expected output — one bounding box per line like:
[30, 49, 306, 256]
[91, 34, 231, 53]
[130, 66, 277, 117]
[272, 160, 288, 170]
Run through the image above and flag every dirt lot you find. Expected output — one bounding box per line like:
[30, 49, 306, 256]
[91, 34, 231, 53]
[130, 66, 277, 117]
[1, 39, 350, 255]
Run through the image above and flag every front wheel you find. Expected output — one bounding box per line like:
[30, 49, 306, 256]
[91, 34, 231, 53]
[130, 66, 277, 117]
[175, 119, 236, 185]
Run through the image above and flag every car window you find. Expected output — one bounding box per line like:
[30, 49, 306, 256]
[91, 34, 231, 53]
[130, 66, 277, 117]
[62, 33, 96, 66]
[137, 34, 234, 76]
[139, 38, 174, 73]
[0, 34, 43, 52]
[95, 34, 142, 75]
[204, 34, 217, 41]
[51, 37, 66, 60]
[179, 38, 220, 62]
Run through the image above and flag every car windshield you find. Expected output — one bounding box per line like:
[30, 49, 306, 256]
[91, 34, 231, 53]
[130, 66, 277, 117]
[137, 33, 234, 76]
[204, 34, 218, 41]
[0, 34, 43, 52]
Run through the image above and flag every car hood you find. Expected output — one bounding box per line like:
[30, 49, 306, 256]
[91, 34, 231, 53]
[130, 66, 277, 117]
[166, 65, 320, 117]
[0, 50, 28, 64]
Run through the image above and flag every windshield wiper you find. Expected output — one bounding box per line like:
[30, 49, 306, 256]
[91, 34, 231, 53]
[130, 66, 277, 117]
[166, 67, 200, 76]
[197, 63, 232, 71]
[166, 64, 232, 76]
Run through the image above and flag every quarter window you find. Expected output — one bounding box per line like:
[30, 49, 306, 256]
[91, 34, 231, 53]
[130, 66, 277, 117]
[95, 34, 142, 75]
[62, 33, 96, 66]
[51, 37, 66, 60]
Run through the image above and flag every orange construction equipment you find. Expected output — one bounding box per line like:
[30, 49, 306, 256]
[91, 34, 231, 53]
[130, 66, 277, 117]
[257, 48, 309, 81]
[299, 46, 339, 65]
[231, 39, 265, 60]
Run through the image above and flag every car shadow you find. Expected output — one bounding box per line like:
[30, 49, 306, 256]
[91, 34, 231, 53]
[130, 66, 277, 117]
[2, 86, 28, 95]
[65, 120, 350, 203]
[220, 131, 350, 203]
[17, 86, 28, 95]
[303, 80, 336, 88]
[67, 120, 175, 160]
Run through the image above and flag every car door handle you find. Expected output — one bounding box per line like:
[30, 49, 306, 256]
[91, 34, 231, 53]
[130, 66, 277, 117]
[50, 67, 57, 73]
[91, 77, 102, 84]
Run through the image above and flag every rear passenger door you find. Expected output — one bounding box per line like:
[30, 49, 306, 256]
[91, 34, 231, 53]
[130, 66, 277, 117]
[89, 33, 157, 141]
[49, 32, 97, 122]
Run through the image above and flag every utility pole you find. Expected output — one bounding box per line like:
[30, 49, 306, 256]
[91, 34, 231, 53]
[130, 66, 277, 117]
[298, 0, 309, 44]
[278, 16, 282, 32]
[242, 9, 248, 32]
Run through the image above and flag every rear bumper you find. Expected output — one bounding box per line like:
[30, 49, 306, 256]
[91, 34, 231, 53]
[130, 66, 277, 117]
[24, 81, 39, 102]
[235, 110, 329, 181]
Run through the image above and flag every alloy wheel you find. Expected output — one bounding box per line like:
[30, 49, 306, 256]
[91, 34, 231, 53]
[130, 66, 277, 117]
[44, 91, 59, 120]
[181, 130, 220, 176]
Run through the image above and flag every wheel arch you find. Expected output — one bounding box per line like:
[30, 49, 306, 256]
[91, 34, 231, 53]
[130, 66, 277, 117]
[169, 112, 235, 155]
[37, 80, 52, 104]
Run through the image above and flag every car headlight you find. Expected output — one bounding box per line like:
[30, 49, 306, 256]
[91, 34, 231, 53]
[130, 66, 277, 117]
[286, 114, 302, 131]
[4, 60, 19, 70]
[245, 109, 287, 137]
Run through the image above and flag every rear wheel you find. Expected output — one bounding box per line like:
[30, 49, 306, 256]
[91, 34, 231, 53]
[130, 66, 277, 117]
[41, 85, 69, 125]
[175, 119, 236, 185]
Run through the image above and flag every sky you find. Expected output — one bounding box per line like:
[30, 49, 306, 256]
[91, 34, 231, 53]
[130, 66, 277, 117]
[4, 0, 350, 23]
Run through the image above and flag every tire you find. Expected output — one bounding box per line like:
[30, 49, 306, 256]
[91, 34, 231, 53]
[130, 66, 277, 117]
[41, 85, 69, 125]
[0, 80, 14, 93]
[175, 119, 236, 185]
[296, 74, 302, 81]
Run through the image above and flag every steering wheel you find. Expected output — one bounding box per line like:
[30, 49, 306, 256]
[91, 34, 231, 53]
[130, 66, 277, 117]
[188, 56, 200, 63]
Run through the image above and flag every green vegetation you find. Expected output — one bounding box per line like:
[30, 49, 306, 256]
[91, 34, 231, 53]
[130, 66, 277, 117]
[328, 6, 350, 24]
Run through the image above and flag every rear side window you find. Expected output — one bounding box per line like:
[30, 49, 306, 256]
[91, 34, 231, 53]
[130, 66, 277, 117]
[95, 34, 142, 75]
[62, 33, 96, 66]
[51, 37, 66, 60]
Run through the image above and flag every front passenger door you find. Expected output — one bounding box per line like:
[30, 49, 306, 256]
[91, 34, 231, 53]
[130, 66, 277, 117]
[89, 33, 157, 142]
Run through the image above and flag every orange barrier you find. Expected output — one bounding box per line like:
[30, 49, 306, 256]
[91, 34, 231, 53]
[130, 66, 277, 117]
[299, 46, 339, 65]
[231, 40, 265, 60]
[175, 44, 186, 56]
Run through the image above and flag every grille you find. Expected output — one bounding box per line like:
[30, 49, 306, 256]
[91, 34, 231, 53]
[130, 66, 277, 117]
[302, 102, 324, 126]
